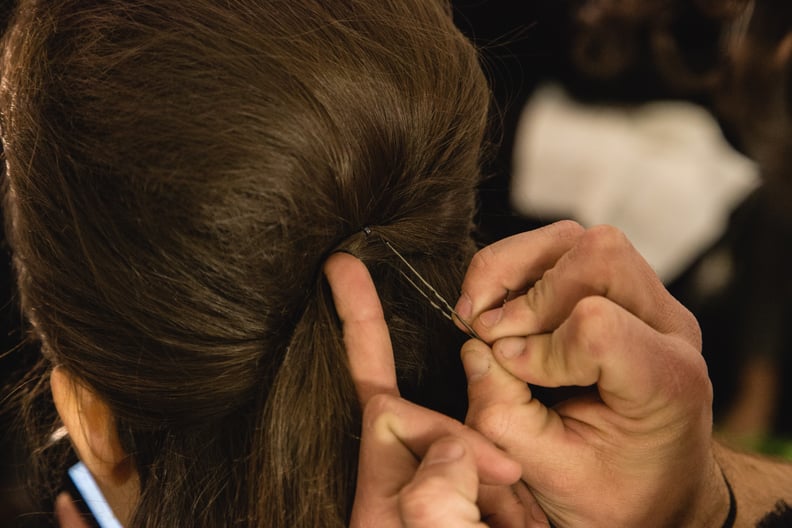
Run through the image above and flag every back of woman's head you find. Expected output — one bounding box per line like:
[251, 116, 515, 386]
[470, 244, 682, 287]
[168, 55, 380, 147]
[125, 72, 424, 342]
[0, 0, 489, 525]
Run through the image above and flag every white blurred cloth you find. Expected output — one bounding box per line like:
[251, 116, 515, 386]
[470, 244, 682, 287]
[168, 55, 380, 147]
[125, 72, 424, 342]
[511, 85, 760, 282]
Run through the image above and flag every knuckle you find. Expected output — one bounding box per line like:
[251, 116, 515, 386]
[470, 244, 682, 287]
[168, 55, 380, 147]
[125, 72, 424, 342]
[694, 356, 714, 404]
[678, 304, 703, 350]
[364, 392, 398, 415]
[468, 244, 497, 275]
[549, 219, 585, 239]
[565, 297, 614, 360]
[580, 224, 632, 258]
[571, 295, 611, 321]
[679, 341, 712, 403]
[467, 402, 514, 445]
[361, 393, 400, 428]
[649, 338, 713, 416]
[523, 272, 550, 313]
[559, 226, 632, 293]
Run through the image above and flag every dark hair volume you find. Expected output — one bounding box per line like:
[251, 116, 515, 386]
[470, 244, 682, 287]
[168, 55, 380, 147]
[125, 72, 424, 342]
[0, 1, 490, 525]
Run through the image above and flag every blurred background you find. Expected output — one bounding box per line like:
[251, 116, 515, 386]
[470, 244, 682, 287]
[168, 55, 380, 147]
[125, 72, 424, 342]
[2, 0, 792, 524]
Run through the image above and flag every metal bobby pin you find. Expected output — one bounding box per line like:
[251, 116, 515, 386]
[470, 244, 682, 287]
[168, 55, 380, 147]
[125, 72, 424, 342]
[363, 227, 483, 341]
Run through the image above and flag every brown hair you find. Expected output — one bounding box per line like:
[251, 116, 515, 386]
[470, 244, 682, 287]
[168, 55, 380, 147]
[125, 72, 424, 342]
[0, 0, 489, 525]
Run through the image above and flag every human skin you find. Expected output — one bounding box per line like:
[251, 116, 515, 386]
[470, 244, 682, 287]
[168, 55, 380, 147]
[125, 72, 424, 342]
[326, 221, 722, 526]
[55, 253, 545, 528]
[330, 221, 792, 527]
[55, 492, 90, 528]
[454, 220, 792, 527]
[57, 223, 792, 526]
[324, 253, 550, 528]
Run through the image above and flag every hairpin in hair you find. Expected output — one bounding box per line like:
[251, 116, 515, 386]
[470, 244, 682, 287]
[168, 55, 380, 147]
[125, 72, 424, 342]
[362, 227, 483, 341]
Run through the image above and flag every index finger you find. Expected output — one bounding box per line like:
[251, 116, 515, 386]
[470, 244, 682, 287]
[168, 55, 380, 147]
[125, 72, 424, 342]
[324, 252, 399, 405]
[454, 221, 584, 324]
[55, 493, 92, 528]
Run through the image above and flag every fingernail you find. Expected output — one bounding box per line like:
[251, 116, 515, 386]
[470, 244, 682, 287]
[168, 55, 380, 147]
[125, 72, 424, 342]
[455, 293, 472, 320]
[461, 346, 490, 381]
[479, 307, 503, 328]
[425, 439, 465, 466]
[497, 337, 525, 359]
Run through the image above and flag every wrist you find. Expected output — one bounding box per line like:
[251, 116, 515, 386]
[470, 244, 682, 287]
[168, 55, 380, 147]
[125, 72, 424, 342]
[719, 469, 737, 528]
[678, 449, 732, 528]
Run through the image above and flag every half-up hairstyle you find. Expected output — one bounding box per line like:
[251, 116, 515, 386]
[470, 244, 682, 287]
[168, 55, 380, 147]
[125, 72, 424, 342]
[0, 0, 490, 525]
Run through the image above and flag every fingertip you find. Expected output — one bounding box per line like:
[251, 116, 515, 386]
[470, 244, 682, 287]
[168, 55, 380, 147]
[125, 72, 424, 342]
[460, 339, 492, 382]
[454, 292, 473, 321]
[493, 336, 527, 360]
[460, 337, 492, 357]
[323, 251, 363, 285]
[324, 251, 383, 323]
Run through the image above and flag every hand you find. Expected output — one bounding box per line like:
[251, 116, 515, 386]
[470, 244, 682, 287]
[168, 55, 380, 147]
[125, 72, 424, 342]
[455, 221, 729, 527]
[324, 253, 549, 528]
[55, 492, 91, 528]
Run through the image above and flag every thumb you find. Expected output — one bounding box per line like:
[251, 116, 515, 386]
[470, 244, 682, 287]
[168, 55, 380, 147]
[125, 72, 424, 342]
[461, 338, 568, 474]
[461, 339, 556, 443]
